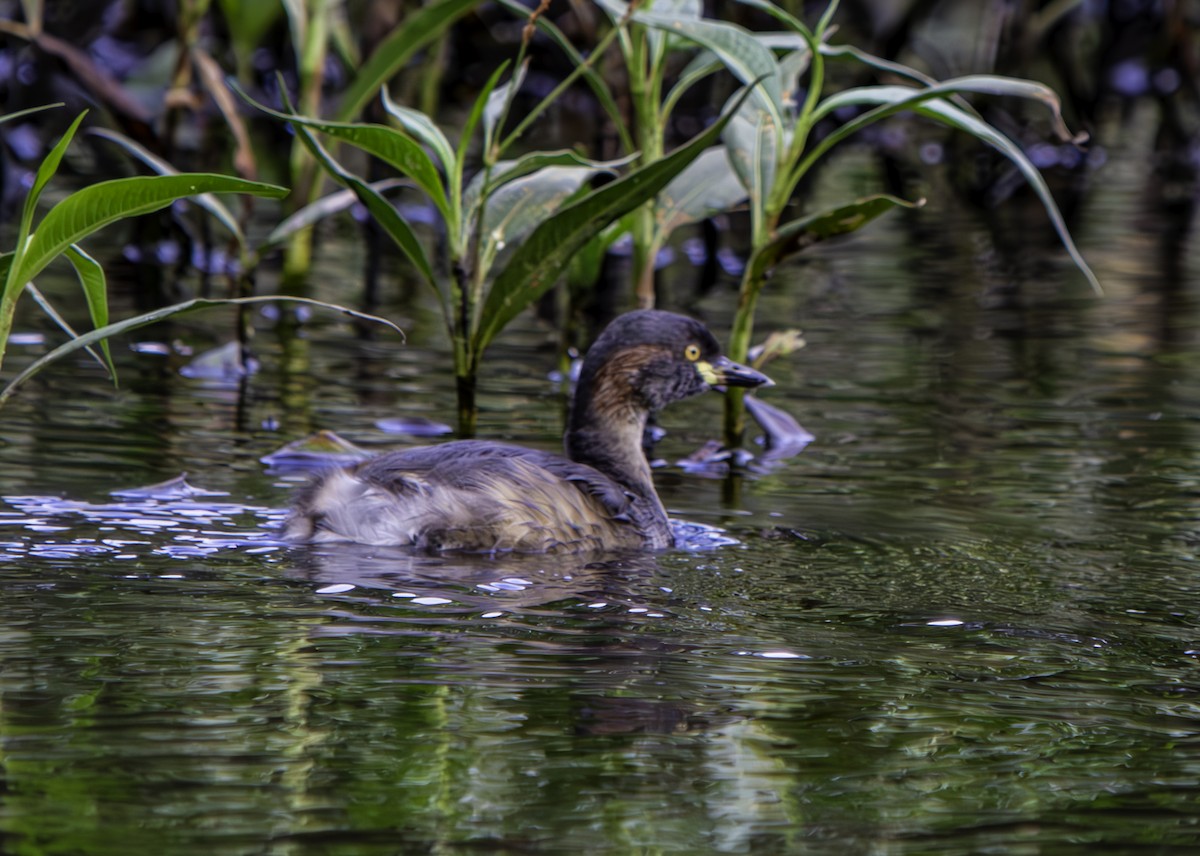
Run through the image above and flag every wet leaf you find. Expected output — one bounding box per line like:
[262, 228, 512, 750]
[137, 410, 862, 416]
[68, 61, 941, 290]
[179, 341, 258, 380]
[744, 395, 813, 461]
[111, 474, 229, 499]
[375, 416, 453, 437]
[260, 430, 372, 471]
[748, 328, 805, 368]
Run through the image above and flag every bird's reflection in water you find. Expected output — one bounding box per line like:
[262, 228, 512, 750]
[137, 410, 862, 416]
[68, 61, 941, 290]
[285, 540, 675, 613]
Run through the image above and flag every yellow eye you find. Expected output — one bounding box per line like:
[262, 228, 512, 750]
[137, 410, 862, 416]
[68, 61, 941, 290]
[684, 343, 701, 361]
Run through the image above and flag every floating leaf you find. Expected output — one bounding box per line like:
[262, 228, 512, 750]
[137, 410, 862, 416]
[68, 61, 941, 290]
[260, 430, 372, 471]
[111, 473, 229, 499]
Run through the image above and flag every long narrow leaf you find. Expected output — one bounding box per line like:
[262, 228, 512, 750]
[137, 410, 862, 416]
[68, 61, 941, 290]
[803, 81, 1098, 293]
[0, 296, 404, 405]
[23, 283, 111, 377]
[0, 102, 63, 125]
[335, 0, 479, 122]
[284, 115, 441, 299]
[748, 194, 923, 285]
[9, 174, 287, 292]
[475, 86, 756, 351]
[462, 151, 636, 219]
[381, 88, 455, 175]
[64, 244, 115, 378]
[261, 178, 410, 251]
[813, 75, 1081, 141]
[9, 112, 87, 299]
[237, 90, 452, 224]
[729, 0, 812, 38]
[605, 0, 784, 132]
[89, 127, 246, 243]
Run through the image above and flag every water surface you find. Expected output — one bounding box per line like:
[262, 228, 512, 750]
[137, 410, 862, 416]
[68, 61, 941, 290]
[1, 133, 1199, 853]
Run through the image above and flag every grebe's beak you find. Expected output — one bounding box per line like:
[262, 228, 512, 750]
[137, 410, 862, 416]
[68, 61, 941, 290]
[699, 355, 774, 390]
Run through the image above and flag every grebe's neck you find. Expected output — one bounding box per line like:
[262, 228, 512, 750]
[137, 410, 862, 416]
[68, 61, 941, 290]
[564, 352, 662, 510]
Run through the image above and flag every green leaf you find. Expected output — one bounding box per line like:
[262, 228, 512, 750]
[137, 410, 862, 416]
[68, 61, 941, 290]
[462, 151, 635, 223]
[483, 61, 527, 155]
[9, 174, 287, 293]
[479, 165, 606, 259]
[813, 75, 1079, 141]
[494, 0, 632, 153]
[617, 3, 785, 130]
[335, 0, 480, 122]
[804, 79, 1098, 293]
[0, 102, 63, 125]
[728, 0, 812, 38]
[240, 94, 452, 225]
[747, 194, 924, 287]
[89, 127, 247, 245]
[261, 178, 410, 252]
[0, 296, 404, 406]
[475, 86, 755, 352]
[63, 244, 115, 379]
[284, 116, 441, 299]
[452, 61, 511, 252]
[381, 88, 456, 176]
[656, 146, 747, 233]
[22, 283, 111, 378]
[723, 96, 778, 218]
[10, 111, 87, 299]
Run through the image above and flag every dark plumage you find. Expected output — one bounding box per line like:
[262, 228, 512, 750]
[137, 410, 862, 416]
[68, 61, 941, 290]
[284, 310, 772, 552]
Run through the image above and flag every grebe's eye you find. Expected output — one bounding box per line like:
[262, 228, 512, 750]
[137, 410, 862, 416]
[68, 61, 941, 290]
[684, 343, 701, 361]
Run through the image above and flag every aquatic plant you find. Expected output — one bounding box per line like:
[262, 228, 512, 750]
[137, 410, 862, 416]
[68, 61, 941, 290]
[599, 0, 1100, 446]
[241, 4, 754, 436]
[0, 108, 399, 404]
[276, 0, 482, 283]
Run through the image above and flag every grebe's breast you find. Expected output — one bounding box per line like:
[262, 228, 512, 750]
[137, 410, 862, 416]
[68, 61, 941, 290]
[284, 441, 670, 553]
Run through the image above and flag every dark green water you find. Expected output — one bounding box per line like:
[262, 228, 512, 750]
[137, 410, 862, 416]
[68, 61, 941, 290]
[2, 126, 1199, 853]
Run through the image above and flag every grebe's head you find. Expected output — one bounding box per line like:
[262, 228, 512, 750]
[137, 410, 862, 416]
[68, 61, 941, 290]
[576, 310, 772, 414]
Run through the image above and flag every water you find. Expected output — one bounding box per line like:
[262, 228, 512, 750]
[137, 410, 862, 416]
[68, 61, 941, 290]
[2, 134, 1200, 852]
